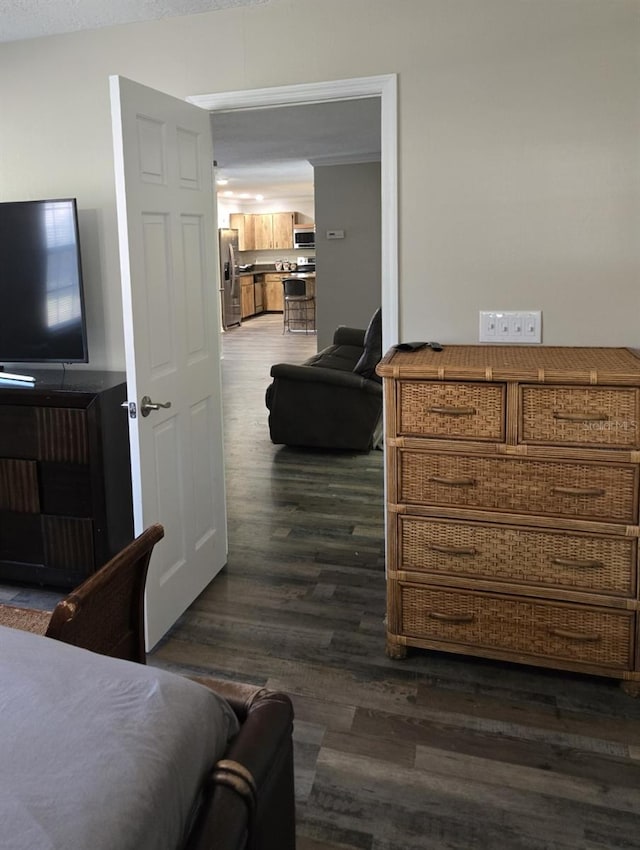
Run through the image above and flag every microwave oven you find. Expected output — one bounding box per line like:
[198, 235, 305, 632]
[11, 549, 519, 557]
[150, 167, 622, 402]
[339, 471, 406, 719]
[293, 227, 315, 250]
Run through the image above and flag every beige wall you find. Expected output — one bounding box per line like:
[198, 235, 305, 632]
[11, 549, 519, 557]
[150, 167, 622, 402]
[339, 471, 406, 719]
[314, 162, 382, 349]
[0, 0, 637, 369]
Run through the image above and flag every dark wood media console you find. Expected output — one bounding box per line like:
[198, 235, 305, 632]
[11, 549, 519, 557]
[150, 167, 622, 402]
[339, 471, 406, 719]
[0, 370, 133, 588]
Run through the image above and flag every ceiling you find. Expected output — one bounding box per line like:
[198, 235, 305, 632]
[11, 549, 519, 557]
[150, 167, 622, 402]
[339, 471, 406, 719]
[210, 99, 382, 201]
[0, 0, 381, 202]
[0, 0, 268, 43]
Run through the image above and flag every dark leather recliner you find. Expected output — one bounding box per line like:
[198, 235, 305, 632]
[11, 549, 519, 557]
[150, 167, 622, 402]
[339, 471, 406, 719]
[265, 308, 383, 451]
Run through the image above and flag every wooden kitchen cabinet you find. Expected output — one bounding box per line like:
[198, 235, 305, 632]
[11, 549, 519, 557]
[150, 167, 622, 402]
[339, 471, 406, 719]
[377, 344, 640, 696]
[240, 275, 256, 319]
[229, 213, 255, 251]
[256, 213, 296, 250]
[272, 212, 295, 250]
[231, 212, 297, 251]
[263, 274, 284, 312]
[254, 214, 274, 250]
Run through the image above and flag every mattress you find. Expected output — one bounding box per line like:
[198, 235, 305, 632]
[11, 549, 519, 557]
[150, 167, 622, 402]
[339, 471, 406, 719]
[0, 625, 240, 850]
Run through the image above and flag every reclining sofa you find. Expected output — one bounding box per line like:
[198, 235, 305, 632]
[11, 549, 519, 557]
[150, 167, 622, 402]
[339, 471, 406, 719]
[265, 308, 383, 451]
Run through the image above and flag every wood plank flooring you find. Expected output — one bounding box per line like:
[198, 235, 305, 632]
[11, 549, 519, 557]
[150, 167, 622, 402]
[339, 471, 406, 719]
[156, 314, 640, 850]
[4, 313, 640, 848]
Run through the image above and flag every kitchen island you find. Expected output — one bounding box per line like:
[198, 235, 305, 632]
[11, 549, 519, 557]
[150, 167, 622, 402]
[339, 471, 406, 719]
[235, 265, 316, 319]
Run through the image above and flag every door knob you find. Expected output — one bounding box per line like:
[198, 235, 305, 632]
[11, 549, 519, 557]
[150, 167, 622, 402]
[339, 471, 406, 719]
[140, 395, 172, 417]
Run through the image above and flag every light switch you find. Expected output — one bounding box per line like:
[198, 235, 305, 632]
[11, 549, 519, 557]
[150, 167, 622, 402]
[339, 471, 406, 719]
[479, 310, 542, 343]
[326, 230, 345, 239]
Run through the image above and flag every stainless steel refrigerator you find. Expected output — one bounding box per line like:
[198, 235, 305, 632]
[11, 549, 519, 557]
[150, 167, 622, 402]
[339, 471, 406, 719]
[218, 228, 241, 330]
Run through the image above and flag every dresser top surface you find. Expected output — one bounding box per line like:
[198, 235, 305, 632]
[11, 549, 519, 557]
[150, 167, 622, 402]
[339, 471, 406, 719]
[377, 345, 640, 385]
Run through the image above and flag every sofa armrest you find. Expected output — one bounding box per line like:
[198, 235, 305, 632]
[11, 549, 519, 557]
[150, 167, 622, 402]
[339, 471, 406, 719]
[333, 326, 366, 347]
[269, 363, 381, 394]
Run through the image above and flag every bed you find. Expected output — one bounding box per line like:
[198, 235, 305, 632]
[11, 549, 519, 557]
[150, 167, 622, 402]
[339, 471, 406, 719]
[0, 624, 296, 850]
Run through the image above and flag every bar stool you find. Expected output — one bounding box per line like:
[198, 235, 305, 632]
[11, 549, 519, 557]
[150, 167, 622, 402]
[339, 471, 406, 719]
[282, 278, 316, 334]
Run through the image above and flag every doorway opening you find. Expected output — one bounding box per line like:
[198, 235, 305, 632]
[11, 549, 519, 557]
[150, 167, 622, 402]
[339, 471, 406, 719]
[188, 74, 398, 350]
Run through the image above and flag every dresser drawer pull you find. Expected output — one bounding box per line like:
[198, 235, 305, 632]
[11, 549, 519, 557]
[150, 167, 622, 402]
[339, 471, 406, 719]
[427, 405, 477, 416]
[428, 544, 478, 556]
[548, 627, 602, 643]
[553, 412, 609, 423]
[551, 485, 605, 498]
[428, 611, 475, 624]
[551, 556, 603, 569]
[429, 476, 477, 487]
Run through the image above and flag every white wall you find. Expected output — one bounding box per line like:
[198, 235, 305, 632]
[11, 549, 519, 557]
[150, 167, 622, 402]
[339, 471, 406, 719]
[0, 0, 637, 369]
[314, 162, 381, 349]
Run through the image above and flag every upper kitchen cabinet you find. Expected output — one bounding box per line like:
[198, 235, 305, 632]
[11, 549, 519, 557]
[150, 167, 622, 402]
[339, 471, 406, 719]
[229, 213, 256, 251]
[229, 212, 306, 251]
[273, 213, 296, 250]
[254, 213, 275, 250]
[254, 212, 296, 250]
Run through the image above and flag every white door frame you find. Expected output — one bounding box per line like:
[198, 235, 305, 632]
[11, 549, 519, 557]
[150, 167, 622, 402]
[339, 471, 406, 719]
[188, 74, 399, 349]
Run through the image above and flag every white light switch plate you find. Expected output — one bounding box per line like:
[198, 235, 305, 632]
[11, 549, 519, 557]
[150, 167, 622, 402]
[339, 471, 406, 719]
[479, 310, 542, 343]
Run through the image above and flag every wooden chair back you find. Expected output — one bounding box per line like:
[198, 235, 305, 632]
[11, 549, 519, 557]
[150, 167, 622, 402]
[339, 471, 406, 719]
[45, 524, 164, 664]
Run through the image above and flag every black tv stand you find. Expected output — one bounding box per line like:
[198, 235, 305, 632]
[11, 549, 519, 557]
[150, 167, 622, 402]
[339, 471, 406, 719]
[0, 370, 133, 587]
[0, 367, 36, 383]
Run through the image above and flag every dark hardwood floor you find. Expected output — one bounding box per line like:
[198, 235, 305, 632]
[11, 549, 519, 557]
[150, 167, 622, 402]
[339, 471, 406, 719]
[154, 313, 640, 850]
[4, 313, 640, 848]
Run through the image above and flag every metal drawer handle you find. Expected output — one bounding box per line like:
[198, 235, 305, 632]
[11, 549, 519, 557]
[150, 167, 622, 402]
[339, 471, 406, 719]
[551, 557, 603, 569]
[428, 612, 475, 624]
[427, 406, 476, 416]
[551, 485, 605, 498]
[428, 544, 478, 556]
[553, 412, 609, 422]
[429, 476, 477, 487]
[548, 627, 602, 643]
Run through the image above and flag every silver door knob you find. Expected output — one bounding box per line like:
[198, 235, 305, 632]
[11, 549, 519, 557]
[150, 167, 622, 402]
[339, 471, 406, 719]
[140, 395, 172, 417]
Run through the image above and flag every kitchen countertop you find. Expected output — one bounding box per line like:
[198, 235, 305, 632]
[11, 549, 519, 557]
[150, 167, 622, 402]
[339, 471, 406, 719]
[239, 270, 316, 278]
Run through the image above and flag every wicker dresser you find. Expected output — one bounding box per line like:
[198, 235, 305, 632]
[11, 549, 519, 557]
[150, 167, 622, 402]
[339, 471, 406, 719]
[376, 345, 640, 695]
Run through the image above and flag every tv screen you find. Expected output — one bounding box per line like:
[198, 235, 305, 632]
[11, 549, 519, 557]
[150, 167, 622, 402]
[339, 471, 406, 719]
[0, 198, 88, 363]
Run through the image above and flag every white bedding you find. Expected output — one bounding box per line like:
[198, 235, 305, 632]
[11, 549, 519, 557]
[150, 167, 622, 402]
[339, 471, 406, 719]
[0, 625, 239, 850]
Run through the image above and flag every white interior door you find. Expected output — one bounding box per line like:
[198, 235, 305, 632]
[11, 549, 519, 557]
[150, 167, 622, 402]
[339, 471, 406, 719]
[110, 75, 227, 650]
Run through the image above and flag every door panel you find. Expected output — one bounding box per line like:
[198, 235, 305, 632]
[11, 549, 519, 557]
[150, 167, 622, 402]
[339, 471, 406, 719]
[110, 75, 227, 649]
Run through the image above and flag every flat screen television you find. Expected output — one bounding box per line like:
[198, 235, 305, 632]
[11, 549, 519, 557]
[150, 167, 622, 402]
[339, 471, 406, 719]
[0, 198, 88, 364]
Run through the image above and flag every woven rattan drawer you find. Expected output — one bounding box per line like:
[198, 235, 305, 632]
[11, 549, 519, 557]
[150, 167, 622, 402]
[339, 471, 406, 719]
[397, 381, 505, 441]
[520, 385, 640, 449]
[399, 584, 634, 669]
[398, 451, 638, 523]
[398, 517, 636, 597]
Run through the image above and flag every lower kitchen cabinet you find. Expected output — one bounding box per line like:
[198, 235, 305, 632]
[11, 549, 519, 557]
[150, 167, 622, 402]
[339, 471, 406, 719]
[0, 371, 134, 588]
[240, 276, 256, 319]
[263, 274, 284, 312]
[239, 274, 264, 319]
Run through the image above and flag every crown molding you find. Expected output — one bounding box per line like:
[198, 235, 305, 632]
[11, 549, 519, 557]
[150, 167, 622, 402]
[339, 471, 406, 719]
[308, 151, 381, 168]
